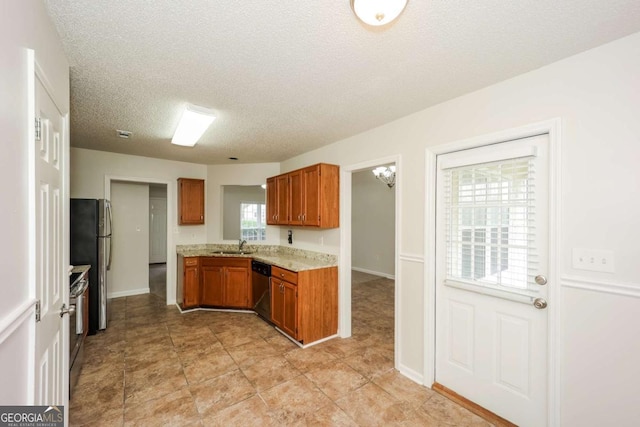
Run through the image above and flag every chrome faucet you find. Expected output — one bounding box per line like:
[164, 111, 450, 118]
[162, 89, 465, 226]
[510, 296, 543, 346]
[239, 239, 247, 251]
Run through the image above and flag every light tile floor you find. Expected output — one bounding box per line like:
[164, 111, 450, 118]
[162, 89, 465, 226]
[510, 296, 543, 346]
[70, 271, 491, 426]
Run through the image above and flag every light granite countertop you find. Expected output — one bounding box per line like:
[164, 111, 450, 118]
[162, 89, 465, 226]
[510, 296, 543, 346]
[176, 244, 337, 272]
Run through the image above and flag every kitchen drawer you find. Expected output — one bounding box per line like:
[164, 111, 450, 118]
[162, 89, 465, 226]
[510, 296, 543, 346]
[184, 257, 199, 266]
[271, 266, 297, 285]
[201, 257, 251, 268]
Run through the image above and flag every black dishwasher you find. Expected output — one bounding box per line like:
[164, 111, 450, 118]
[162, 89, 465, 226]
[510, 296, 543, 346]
[251, 260, 272, 323]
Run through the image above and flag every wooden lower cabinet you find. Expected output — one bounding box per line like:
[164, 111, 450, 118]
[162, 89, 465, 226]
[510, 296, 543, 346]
[200, 257, 251, 309]
[201, 265, 224, 306]
[178, 255, 250, 309]
[177, 256, 200, 309]
[271, 265, 338, 344]
[224, 266, 251, 307]
[178, 254, 338, 345]
[271, 278, 298, 339]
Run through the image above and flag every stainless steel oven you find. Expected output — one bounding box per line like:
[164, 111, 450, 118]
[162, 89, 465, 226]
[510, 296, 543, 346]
[69, 270, 89, 397]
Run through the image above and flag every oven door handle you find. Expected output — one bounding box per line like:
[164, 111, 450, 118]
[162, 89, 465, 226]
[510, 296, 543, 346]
[70, 279, 89, 298]
[75, 292, 85, 335]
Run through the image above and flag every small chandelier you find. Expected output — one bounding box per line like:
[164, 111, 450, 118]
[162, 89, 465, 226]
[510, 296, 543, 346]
[372, 165, 396, 188]
[351, 0, 408, 26]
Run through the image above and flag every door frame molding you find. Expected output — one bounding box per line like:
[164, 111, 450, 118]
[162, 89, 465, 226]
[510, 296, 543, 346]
[424, 118, 562, 426]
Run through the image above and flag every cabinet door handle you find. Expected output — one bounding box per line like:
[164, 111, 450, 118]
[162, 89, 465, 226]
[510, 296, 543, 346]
[302, 214, 305, 222]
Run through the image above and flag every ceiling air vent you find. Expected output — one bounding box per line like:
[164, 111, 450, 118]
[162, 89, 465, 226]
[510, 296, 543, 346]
[116, 129, 133, 139]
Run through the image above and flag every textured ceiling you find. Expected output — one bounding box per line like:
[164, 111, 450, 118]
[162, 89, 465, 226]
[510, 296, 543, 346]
[44, 0, 640, 165]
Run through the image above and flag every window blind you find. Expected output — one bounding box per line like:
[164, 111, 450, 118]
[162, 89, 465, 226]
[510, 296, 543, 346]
[443, 156, 537, 293]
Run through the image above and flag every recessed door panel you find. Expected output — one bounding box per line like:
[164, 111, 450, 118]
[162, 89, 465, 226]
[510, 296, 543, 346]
[448, 300, 475, 372]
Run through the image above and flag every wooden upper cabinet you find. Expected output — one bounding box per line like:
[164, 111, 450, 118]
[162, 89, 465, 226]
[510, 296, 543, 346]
[266, 177, 277, 225]
[265, 163, 339, 229]
[178, 178, 205, 225]
[289, 169, 304, 226]
[266, 175, 290, 225]
[275, 174, 290, 225]
[302, 165, 321, 227]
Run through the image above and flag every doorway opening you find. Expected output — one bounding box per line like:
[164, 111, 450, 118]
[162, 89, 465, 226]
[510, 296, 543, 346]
[339, 156, 400, 369]
[351, 165, 396, 360]
[106, 179, 170, 307]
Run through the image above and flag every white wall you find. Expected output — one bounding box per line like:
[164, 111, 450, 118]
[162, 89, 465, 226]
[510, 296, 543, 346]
[352, 168, 395, 278]
[109, 182, 150, 297]
[0, 0, 69, 404]
[280, 32, 640, 424]
[222, 185, 266, 240]
[206, 163, 280, 242]
[70, 147, 208, 305]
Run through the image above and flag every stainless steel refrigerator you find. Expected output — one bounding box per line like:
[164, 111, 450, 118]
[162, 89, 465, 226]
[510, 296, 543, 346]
[70, 199, 112, 334]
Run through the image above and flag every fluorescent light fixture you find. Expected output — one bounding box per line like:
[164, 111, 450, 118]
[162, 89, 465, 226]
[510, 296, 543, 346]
[171, 104, 215, 147]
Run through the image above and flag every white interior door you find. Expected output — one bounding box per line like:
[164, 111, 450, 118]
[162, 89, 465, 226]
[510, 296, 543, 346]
[149, 197, 167, 264]
[435, 135, 549, 426]
[33, 72, 68, 407]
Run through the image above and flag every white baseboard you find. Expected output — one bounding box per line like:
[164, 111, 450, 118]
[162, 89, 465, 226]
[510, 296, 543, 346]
[351, 266, 395, 280]
[398, 363, 425, 386]
[108, 288, 150, 298]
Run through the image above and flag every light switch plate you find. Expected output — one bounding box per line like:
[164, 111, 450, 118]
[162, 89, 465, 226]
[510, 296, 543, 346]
[572, 248, 615, 273]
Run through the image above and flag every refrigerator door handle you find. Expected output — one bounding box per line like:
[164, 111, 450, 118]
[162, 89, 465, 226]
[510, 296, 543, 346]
[106, 200, 113, 237]
[105, 200, 113, 270]
[106, 236, 112, 271]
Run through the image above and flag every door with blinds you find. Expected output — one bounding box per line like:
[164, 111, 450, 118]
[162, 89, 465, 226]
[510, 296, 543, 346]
[434, 135, 549, 426]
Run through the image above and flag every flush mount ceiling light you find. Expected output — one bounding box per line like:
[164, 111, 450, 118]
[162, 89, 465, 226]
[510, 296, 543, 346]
[373, 165, 396, 188]
[351, 0, 408, 26]
[171, 104, 216, 147]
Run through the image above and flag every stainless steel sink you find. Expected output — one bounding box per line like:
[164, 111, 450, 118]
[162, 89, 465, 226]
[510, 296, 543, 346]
[214, 251, 253, 255]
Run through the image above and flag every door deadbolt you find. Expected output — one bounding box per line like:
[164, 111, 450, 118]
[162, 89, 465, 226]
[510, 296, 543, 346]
[533, 298, 547, 309]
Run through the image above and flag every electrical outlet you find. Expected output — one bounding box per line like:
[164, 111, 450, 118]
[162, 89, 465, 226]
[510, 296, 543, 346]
[572, 248, 615, 273]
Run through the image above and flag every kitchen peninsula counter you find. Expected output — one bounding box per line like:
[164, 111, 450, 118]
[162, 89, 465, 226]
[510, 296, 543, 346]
[176, 244, 338, 345]
[176, 244, 337, 272]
